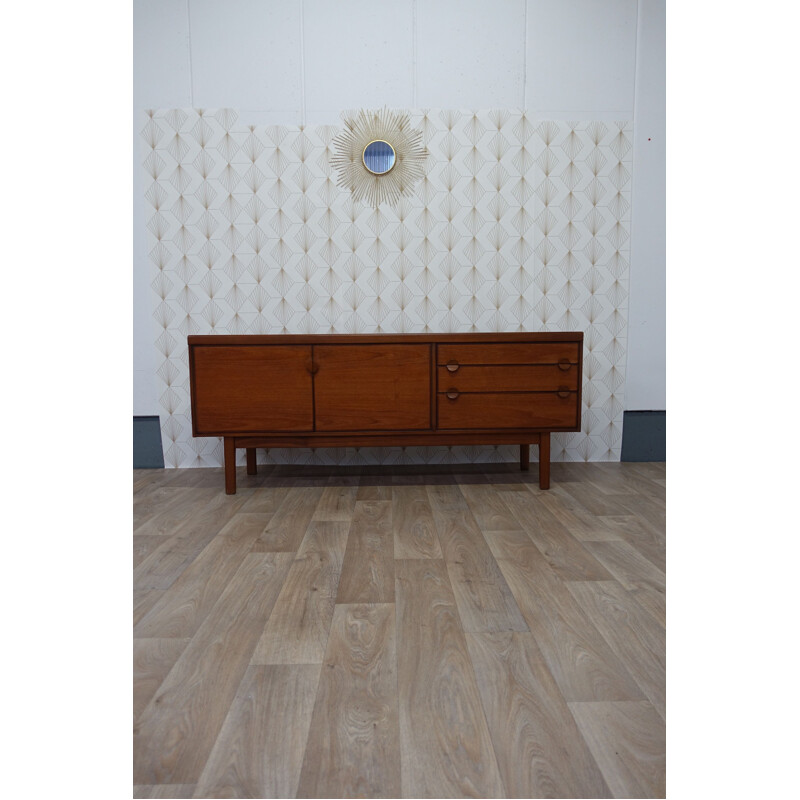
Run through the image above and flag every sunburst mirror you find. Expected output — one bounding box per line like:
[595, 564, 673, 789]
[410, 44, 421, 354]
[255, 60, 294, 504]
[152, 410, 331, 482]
[331, 108, 428, 207]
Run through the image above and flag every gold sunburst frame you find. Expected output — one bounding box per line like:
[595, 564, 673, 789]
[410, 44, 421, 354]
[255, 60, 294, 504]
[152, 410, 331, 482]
[331, 108, 428, 208]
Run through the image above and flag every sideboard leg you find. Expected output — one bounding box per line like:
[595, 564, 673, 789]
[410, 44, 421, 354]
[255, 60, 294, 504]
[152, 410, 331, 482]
[246, 448, 257, 475]
[224, 437, 237, 495]
[539, 432, 551, 490]
[520, 444, 530, 471]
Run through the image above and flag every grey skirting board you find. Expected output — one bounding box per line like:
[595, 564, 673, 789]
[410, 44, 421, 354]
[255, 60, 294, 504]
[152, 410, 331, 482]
[620, 410, 665, 462]
[134, 416, 165, 469]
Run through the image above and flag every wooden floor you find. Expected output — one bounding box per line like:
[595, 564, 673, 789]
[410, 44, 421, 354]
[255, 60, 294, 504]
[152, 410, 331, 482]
[133, 460, 666, 799]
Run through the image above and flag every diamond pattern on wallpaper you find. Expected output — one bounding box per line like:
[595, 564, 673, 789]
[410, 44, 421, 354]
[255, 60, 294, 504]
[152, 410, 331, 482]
[140, 109, 633, 468]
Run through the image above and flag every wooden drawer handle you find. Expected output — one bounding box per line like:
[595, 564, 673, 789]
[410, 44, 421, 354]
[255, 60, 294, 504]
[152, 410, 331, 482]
[557, 388, 571, 398]
[557, 359, 572, 371]
[446, 390, 460, 400]
[445, 361, 460, 372]
[306, 362, 319, 375]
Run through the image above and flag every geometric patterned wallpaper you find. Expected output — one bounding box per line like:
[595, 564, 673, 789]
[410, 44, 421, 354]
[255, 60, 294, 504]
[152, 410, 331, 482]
[140, 108, 633, 468]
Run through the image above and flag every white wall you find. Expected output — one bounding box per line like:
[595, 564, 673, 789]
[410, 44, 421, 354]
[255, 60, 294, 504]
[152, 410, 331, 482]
[133, 0, 664, 416]
[627, 0, 665, 409]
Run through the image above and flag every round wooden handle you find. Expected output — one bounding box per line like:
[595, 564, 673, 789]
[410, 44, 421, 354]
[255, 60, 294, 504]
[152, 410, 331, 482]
[446, 390, 460, 400]
[557, 359, 572, 371]
[446, 361, 460, 372]
[306, 362, 319, 375]
[557, 388, 571, 398]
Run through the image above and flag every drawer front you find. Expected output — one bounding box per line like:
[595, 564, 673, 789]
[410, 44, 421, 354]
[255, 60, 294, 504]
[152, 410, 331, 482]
[314, 344, 431, 431]
[438, 342, 580, 368]
[438, 364, 579, 393]
[191, 345, 313, 434]
[437, 391, 579, 430]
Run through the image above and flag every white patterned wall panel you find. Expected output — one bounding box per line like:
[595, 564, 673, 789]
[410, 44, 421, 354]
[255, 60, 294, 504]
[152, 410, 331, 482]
[141, 109, 632, 467]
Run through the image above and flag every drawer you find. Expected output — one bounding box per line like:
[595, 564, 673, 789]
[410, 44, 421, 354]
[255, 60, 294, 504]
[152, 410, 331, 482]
[438, 363, 579, 393]
[437, 391, 579, 430]
[438, 342, 581, 368]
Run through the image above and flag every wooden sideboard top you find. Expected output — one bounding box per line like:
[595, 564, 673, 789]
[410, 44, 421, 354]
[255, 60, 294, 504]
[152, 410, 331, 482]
[188, 331, 584, 346]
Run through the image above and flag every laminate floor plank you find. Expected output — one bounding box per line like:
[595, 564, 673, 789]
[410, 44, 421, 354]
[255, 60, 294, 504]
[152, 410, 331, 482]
[134, 513, 272, 639]
[569, 700, 666, 798]
[482, 527, 544, 566]
[583, 540, 666, 592]
[133, 785, 195, 798]
[133, 552, 293, 785]
[133, 493, 249, 591]
[336, 500, 394, 604]
[238, 485, 289, 514]
[133, 486, 198, 531]
[460, 482, 524, 531]
[627, 461, 665, 479]
[164, 466, 234, 489]
[494, 548, 645, 703]
[251, 486, 325, 552]
[566, 581, 666, 720]
[427, 483, 528, 633]
[616, 491, 667, 532]
[465, 631, 612, 798]
[536, 485, 624, 541]
[251, 521, 350, 664]
[312, 483, 359, 521]
[133, 637, 192, 724]
[583, 539, 667, 629]
[194, 664, 321, 798]
[133, 468, 166, 493]
[501, 490, 614, 581]
[586, 463, 666, 502]
[134, 488, 220, 536]
[392, 485, 442, 559]
[628, 583, 667, 629]
[297, 604, 401, 799]
[601, 514, 666, 572]
[356, 482, 393, 501]
[134, 535, 171, 568]
[395, 559, 505, 798]
[134, 587, 165, 628]
[557, 480, 633, 518]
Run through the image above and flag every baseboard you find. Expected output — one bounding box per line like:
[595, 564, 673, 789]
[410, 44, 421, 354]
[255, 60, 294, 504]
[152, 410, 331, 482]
[621, 410, 666, 462]
[134, 415, 165, 469]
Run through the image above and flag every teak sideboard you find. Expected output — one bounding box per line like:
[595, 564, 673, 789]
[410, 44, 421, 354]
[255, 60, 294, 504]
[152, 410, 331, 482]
[187, 332, 584, 494]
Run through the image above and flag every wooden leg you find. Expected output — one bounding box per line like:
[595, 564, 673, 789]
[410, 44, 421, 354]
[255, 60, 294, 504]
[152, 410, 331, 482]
[246, 448, 257, 475]
[520, 444, 530, 471]
[224, 437, 237, 495]
[538, 432, 550, 490]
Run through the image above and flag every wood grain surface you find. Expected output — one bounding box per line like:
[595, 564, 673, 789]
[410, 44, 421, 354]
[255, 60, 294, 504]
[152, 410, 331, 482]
[251, 521, 349, 664]
[133, 553, 293, 785]
[133, 461, 665, 798]
[297, 603, 401, 798]
[336, 500, 394, 603]
[391, 484, 442, 558]
[465, 631, 611, 798]
[427, 483, 528, 633]
[395, 558, 505, 798]
[569, 700, 666, 798]
[194, 665, 321, 798]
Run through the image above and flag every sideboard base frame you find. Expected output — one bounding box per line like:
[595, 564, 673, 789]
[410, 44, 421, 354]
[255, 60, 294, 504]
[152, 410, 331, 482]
[223, 433, 550, 495]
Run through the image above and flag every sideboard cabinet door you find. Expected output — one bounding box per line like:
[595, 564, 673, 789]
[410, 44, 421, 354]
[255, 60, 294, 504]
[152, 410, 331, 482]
[314, 344, 431, 431]
[191, 345, 314, 434]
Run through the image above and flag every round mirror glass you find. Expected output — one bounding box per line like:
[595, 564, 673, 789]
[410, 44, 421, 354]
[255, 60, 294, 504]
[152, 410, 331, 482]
[362, 140, 396, 175]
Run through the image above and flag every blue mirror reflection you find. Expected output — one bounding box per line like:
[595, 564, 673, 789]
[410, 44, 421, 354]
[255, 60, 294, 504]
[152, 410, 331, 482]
[363, 140, 396, 175]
